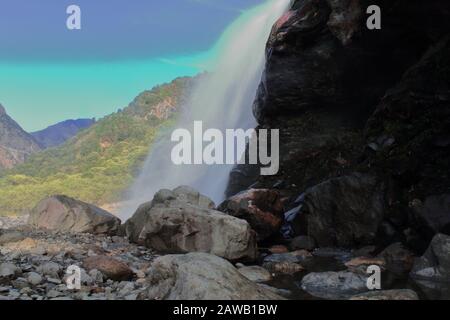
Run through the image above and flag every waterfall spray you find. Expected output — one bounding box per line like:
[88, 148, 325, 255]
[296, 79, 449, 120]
[120, 0, 291, 219]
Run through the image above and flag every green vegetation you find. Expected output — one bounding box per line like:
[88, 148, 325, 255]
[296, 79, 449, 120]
[0, 77, 192, 216]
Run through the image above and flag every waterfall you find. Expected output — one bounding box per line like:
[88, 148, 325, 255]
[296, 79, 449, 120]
[119, 0, 290, 219]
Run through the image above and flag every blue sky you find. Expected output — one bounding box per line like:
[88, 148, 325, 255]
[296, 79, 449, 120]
[0, 0, 262, 131]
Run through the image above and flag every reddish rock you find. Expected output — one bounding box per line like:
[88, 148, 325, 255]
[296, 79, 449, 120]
[83, 256, 133, 281]
[218, 189, 285, 241]
[268, 245, 289, 254]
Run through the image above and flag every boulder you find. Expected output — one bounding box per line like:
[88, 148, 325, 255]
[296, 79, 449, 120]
[410, 194, 450, 235]
[83, 256, 133, 282]
[218, 189, 285, 241]
[350, 289, 419, 300]
[287, 174, 385, 247]
[124, 187, 257, 261]
[28, 195, 121, 235]
[262, 250, 310, 274]
[145, 253, 283, 300]
[377, 243, 415, 275]
[410, 234, 450, 282]
[300, 271, 368, 300]
[237, 266, 272, 283]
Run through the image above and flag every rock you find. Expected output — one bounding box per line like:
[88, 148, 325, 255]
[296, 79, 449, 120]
[218, 189, 285, 241]
[365, 36, 450, 236]
[253, 0, 438, 124]
[377, 243, 415, 275]
[0, 263, 21, 278]
[145, 253, 284, 300]
[36, 262, 61, 278]
[350, 289, 419, 300]
[267, 245, 289, 254]
[288, 174, 385, 247]
[0, 231, 26, 245]
[83, 256, 133, 281]
[289, 236, 316, 251]
[27, 272, 42, 286]
[124, 187, 257, 261]
[257, 284, 292, 298]
[28, 195, 121, 235]
[262, 262, 304, 275]
[410, 234, 450, 282]
[237, 266, 272, 283]
[301, 271, 368, 300]
[410, 194, 450, 235]
[345, 257, 386, 274]
[262, 250, 310, 274]
[263, 250, 312, 264]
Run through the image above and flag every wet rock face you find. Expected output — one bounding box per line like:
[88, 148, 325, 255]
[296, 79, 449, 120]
[145, 253, 283, 300]
[124, 186, 257, 261]
[218, 189, 285, 241]
[28, 195, 121, 235]
[287, 174, 386, 247]
[253, 0, 437, 124]
[365, 36, 450, 201]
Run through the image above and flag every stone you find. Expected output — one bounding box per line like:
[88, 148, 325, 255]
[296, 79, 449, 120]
[28, 195, 121, 235]
[289, 236, 316, 251]
[36, 262, 61, 278]
[377, 243, 415, 275]
[301, 271, 368, 300]
[410, 234, 450, 282]
[262, 250, 310, 274]
[410, 194, 450, 235]
[237, 266, 272, 283]
[125, 187, 257, 261]
[218, 189, 285, 241]
[287, 174, 385, 247]
[345, 257, 386, 274]
[268, 245, 289, 254]
[0, 263, 21, 278]
[350, 289, 419, 300]
[146, 253, 284, 300]
[83, 256, 133, 281]
[27, 272, 42, 286]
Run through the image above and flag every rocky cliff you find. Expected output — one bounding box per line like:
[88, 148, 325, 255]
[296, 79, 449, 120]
[0, 104, 42, 170]
[226, 0, 450, 253]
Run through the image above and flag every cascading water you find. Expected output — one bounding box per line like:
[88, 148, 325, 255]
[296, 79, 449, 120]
[119, 0, 290, 219]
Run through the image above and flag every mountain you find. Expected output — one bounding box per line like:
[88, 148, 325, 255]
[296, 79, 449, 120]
[0, 77, 193, 215]
[0, 104, 42, 171]
[31, 118, 96, 148]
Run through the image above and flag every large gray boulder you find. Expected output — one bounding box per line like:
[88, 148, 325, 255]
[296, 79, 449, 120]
[410, 234, 450, 282]
[124, 186, 257, 261]
[145, 253, 283, 300]
[28, 195, 121, 235]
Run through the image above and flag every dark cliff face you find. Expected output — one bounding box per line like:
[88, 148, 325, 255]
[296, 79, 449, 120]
[31, 118, 96, 149]
[226, 0, 450, 250]
[0, 104, 42, 170]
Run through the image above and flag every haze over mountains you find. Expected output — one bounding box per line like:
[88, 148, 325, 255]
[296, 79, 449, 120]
[0, 103, 97, 171]
[31, 118, 96, 148]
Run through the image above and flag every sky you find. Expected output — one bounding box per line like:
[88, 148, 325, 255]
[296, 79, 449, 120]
[0, 0, 262, 131]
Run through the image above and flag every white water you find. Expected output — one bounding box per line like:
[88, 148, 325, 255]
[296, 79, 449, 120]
[119, 0, 290, 219]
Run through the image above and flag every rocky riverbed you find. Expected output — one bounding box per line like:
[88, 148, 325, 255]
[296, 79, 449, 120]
[2, 186, 450, 301]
